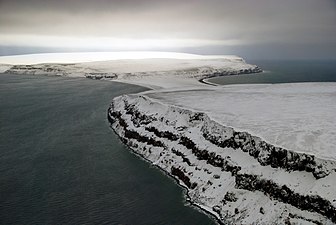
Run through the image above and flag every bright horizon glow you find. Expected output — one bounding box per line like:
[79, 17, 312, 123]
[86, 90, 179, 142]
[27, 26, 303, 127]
[0, 34, 243, 50]
[0, 52, 240, 65]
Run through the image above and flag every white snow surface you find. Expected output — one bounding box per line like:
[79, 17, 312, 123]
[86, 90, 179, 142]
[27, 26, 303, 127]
[0, 52, 242, 64]
[146, 82, 336, 161]
[1, 52, 261, 90]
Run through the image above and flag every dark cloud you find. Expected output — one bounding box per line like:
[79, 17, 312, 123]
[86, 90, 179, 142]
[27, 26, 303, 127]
[0, 0, 335, 59]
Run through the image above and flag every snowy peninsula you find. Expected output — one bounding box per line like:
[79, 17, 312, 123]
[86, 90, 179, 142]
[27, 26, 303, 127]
[108, 85, 336, 224]
[0, 52, 261, 89]
[1, 52, 335, 224]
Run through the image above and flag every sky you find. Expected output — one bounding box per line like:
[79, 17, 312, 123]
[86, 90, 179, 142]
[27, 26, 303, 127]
[0, 0, 335, 60]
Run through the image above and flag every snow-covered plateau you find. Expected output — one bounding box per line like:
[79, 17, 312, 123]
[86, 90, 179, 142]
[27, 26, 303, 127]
[146, 83, 336, 161]
[0, 52, 261, 89]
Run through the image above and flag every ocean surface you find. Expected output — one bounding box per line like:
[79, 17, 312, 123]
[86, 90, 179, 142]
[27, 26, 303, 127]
[0, 74, 215, 225]
[208, 60, 336, 85]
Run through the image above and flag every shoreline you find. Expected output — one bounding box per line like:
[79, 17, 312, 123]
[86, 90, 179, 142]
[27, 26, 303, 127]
[107, 95, 226, 224]
[5, 73, 334, 224]
[3, 54, 335, 224]
[199, 70, 268, 87]
[198, 78, 218, 86]
[108, 120, 223, 225]
[3, 73, 335, 224]
[106, 78, 221, 224]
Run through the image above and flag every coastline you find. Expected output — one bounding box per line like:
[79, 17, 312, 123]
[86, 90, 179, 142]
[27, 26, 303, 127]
[107, 79, 225, 224]
[3, 70, 335, 224]
[198, 78, 218, 86]
[106, 70, 335, 223]
[3, 53, 335, 224]
[105, 76, 222, 224]
[109, 127, 223, 225]
[199, 70, 269, 87]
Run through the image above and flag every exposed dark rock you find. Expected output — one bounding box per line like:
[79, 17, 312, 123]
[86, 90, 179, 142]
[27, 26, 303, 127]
[212, 205, 222, 217]
[109, 108, 165, 148]
[289, 213, 323, 225]
[85, 73, 117, 80]
[171, 166, 197, 189]
[202, 66, 262, 80]
[179, 136, 241, 174]
[235, 174, 336, 222]
[179, 136, 197, 150]
[171, 148, 192, 166]
[260, 207, 265, 214]
[202, 124, 327, 179]
[145, 126, 179, 141]
[108, 108, 128, 129]
[171, 148, 184, 157]
[224, 192, 238, 202]
[189, 112, 205, 122]
[123, 103, 156, 126]
[6, 65, 69, 76]
[124, 129, 165, 147]
[108, 109, 122, 124]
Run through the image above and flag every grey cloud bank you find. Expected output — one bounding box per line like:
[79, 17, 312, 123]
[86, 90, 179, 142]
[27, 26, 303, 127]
[0, 0, 335, 59]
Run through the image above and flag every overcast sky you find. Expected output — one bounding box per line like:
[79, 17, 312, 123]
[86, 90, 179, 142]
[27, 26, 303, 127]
[0, 0, 335, 59]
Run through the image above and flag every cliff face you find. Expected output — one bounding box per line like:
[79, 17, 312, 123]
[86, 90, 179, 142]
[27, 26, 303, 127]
[108, 94, 336, 225]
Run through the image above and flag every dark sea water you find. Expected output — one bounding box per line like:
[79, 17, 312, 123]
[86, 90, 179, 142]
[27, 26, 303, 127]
[208, 60, 336, 85]
[0, 74, 215, 225]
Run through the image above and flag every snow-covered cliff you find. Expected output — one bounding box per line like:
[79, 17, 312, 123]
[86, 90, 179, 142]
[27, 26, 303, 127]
[108, 94, 336, 225]
[146, 83, 336, 161]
